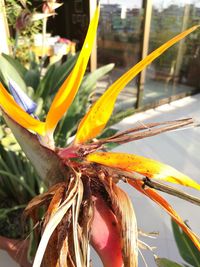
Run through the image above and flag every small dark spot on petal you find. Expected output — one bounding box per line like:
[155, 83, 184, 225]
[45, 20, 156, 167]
[112, 221, 117, 227]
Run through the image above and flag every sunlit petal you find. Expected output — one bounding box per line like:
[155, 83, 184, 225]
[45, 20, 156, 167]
[86, 152, 200, 190]
[129, 180, 200, 251]
[0, 83, 45, 135]
[75, 25, 199, 144]
[45, 6, 100, 133]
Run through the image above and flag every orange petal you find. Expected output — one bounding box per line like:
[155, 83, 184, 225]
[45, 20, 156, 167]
[45, 6, 100, 133]
[86, 152, 200, 190]
[0, 83, 45, 135]
[129, 180, 200, 251]
[75, 25, 199, 144]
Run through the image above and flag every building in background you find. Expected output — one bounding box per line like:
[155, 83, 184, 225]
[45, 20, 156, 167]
[2, 0, 200, 110]
[97, 0, 200, 110]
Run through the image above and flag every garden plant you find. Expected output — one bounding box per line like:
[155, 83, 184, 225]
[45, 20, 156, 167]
[0, 5, 200, 267]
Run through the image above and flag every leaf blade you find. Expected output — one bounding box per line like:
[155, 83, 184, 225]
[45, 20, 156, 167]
[155, 257, 183, 267]
[172, 220, 200, 266]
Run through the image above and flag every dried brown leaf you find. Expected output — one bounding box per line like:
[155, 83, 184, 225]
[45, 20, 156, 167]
[33, 172, 80, 267]
[101, 177, 138, 267]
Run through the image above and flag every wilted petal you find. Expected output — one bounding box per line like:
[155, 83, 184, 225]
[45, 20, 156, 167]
[57, 213, 70, 267]
[100, 177, 138, 267]
[112, 185, 138, 267]
[42, 229, 59, 267]
[41, 184, 68, 267]
[0, 83, 45, 135]
[75, 25, 199, 144]
[87, 152, 200, 190]
[129, 180, 200, 251]
[9, 79, 37, 114]
[33, 174, 80, 267]
[24, 183, 65, 219]
[45, 6, 100, 133]
[43, 184, 67, 226]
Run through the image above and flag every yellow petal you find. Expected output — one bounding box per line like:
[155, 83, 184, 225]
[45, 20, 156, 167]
[129, 180, 200, 251]
[75, 25, 199, 144]
[45, 6, 100, 133]
[87, 152, 200, 190]
[0, 83, 45, 135]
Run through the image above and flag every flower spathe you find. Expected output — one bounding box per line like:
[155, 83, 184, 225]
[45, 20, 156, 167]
[0, 5, 200, 267]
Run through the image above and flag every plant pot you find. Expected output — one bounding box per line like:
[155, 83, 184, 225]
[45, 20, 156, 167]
[0, 236, 31, 267]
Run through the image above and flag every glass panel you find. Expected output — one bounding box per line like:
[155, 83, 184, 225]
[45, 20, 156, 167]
[144, 1, 200, 106]
[97, 0, 143, 109]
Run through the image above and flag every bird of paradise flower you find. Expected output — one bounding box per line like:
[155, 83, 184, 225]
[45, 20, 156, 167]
[0, 6, 200, 267]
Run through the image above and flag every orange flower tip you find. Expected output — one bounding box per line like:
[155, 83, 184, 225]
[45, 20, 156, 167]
[45, 5, 100, 132]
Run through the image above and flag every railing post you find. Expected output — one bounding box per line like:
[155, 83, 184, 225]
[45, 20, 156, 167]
[0, 0, 10, 54]
[89, 0, 97, 72]
[136, 0, 152, 109]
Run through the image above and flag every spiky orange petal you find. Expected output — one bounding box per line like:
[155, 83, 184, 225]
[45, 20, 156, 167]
[0, 83, 45, 135]
[45, 6, 100, 133]
[75, 25, 199, 144]
[86, 152, 200, 190]
[129, 180, 200, 251]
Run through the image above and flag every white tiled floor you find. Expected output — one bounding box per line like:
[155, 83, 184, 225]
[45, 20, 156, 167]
[1, 94, 200, 266]
[0, 250, 19, 267]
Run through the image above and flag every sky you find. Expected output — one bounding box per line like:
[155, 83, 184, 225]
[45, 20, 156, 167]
[101, 0, 200, 9]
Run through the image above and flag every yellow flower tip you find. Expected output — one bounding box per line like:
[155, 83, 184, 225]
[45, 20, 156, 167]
[87, 152, 200, 191]
[168, 175, 200, 191]
[45, 5, 100, 133]
[75, 24, 199, 145]
[0, 82, 46, 136]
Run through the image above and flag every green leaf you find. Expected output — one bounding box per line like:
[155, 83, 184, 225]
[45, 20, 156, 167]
[37, 54, 78, 99]
[155, 257, 183, 267]
[2, 53, 27, 78]
[36, 63, 56, 98]
[24, 69, 40, 90]
[51, 54, 79, 93]
[172, 220, 200, 267]
[79, 63, 114, 94]
[0, 54, 27, 93]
